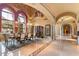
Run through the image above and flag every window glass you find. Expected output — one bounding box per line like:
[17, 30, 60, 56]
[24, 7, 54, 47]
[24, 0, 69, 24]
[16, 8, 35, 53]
[18, 13, 26, 33]
[1, 8, 14, 34]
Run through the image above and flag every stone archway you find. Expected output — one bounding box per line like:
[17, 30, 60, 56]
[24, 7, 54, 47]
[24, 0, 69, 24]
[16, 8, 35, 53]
[55, 12, 77, 40]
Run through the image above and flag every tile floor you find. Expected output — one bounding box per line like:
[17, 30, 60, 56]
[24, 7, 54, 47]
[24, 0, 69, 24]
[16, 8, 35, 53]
[37, 40, 79, 56]
[0, 37, 52, 56]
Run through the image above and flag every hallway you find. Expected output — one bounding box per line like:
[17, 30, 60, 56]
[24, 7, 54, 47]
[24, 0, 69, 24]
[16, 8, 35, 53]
[0, 3, 79, 56]
[37, 40, 79, 56]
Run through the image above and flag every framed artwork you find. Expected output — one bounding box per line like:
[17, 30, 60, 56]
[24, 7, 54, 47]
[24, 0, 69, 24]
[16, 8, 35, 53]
[45, 24, 51, 36]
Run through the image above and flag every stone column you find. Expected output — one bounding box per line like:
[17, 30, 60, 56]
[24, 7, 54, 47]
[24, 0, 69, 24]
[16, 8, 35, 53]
[60, 24, 62, 40]
[52, 18, 56, 40]
[77, 14, 79, 45]
[77, 23, 79, 44]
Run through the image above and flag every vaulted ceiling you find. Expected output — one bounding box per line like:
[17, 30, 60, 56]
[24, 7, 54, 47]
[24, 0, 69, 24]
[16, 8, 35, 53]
[4, 3, 79, 24]
[8, 3, 79, 19]
[8, 3, 37, 17]
[42, 3, 78, 18]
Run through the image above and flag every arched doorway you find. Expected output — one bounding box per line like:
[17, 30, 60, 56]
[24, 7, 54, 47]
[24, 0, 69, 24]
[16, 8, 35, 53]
[56, 12, 77, 40]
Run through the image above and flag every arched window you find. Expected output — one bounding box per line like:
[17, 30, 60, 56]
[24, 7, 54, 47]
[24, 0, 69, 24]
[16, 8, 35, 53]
[1, 8, 14, 34]
[18, 13, 26, 33]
